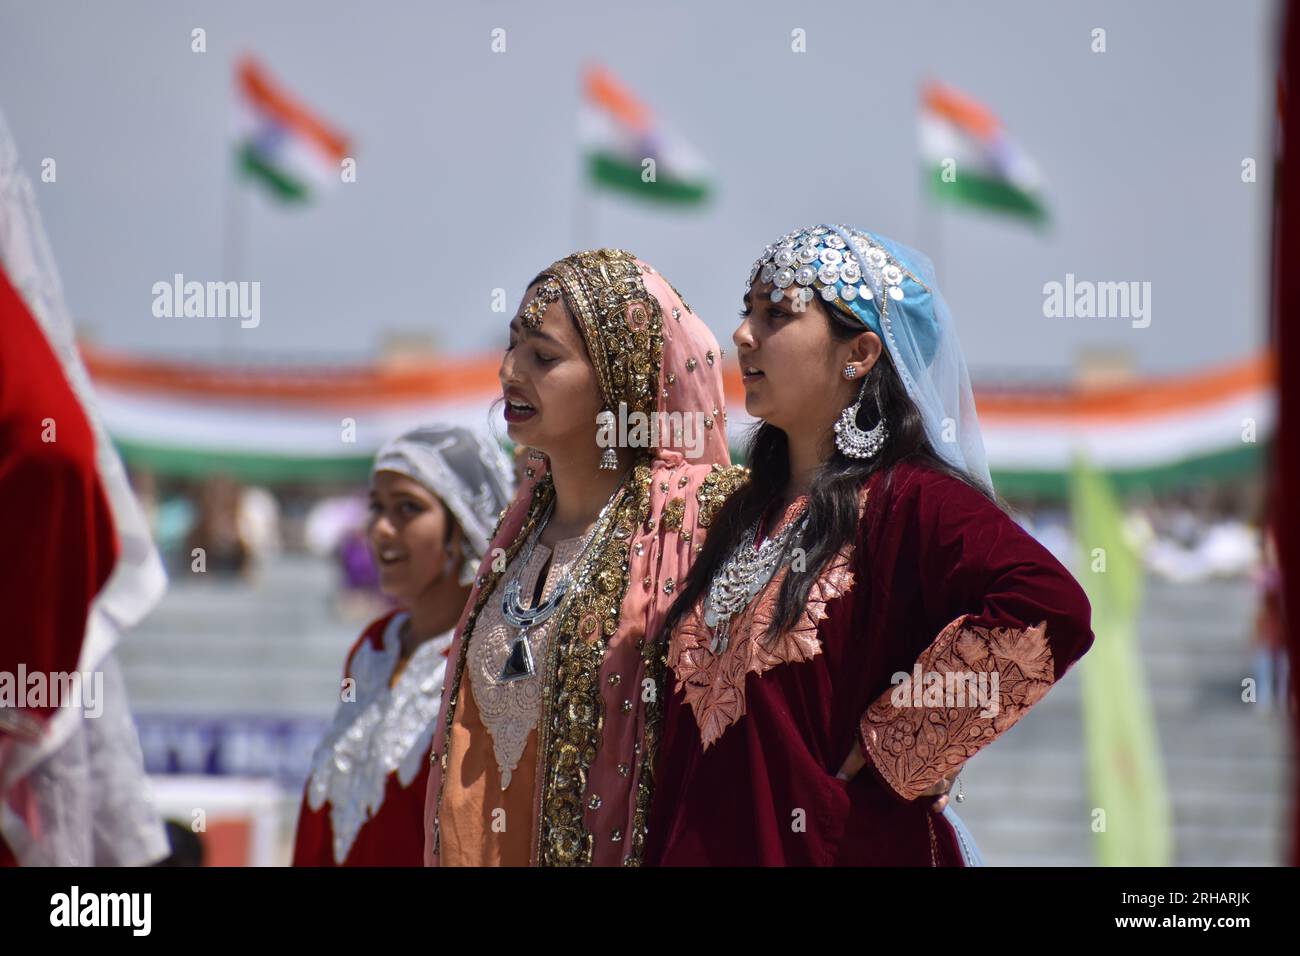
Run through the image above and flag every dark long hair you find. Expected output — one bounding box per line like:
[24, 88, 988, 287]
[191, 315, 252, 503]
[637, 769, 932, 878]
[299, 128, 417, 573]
[658, 301, 1004, 645]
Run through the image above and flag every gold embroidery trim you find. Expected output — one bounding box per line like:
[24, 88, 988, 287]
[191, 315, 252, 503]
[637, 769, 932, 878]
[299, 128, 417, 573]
[543, 249, 663, 418]
[859, 614, 1056, 801]
[695, 463, 750, 528]
[626, 601, 667, 866]
[661, 496, 685, 532]
[537, 462, 655, 865]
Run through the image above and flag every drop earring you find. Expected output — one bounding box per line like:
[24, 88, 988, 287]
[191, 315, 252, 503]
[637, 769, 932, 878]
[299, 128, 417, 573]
[833, 380, 887, 459]
[596, 409, 619, 470]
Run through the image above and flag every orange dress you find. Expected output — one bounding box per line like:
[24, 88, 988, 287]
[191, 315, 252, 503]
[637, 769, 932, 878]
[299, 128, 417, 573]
[437, 534, 584, 866]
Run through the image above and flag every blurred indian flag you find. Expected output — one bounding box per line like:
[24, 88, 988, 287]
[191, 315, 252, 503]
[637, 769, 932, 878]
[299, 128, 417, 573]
[234, 56, 351, 203]
[581, 63, 712, 206]
[921, 80, 1047, 223]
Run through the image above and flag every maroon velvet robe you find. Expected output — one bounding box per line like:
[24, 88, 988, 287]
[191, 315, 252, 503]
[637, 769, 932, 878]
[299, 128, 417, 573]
[645, 459, 1094, 866]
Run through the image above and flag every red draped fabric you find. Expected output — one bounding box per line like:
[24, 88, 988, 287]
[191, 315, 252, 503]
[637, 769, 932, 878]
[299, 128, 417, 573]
[0, 263, 116, 728]
[1273, 0, 1300, 870]
[0, 262, 118, 864]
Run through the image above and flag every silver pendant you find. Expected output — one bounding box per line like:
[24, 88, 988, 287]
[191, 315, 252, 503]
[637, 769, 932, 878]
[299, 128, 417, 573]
[499, 575, 566, 682]
[499, 626, 536, 682]
[708, 618, 731, 654]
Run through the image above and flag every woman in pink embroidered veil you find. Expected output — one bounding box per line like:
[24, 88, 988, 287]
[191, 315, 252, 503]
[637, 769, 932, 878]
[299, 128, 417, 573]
[424, 249, 747, 865]
[645, 224, 1095, 866]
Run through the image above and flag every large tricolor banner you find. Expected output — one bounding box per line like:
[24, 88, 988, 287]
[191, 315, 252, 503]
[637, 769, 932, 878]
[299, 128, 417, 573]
[82, 348, 498, 482]
[973, 355, 1274, 497]
[82, 344, 1273, 498]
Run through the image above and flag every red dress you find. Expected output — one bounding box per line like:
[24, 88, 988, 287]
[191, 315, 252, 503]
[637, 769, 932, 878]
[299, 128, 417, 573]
[293, 611, 452, 866]
[646, 459, 1095, 866]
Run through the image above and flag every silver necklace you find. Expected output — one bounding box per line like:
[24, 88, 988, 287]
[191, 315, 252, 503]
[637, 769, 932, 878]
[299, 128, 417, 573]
[703, 505, 809, 654]
[498, 481, 623, 682]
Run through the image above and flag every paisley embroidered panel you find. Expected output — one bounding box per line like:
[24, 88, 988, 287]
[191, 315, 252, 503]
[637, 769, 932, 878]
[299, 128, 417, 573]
[859, 613, 1055, 801]
[667, 493, 864, 749]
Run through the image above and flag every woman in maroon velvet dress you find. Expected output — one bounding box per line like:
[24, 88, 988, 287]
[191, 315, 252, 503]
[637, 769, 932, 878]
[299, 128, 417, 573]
[645, 225, 1094, 866]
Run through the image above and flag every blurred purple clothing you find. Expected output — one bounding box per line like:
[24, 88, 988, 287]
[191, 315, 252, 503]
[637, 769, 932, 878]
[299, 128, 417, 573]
[339, 532, 379, 590]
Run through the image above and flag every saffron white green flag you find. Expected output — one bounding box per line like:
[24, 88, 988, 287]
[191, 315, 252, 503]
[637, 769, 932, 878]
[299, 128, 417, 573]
[921, 80, 1047, 223]
[581, 63, 711, 206]
[234, 56, 350, 203]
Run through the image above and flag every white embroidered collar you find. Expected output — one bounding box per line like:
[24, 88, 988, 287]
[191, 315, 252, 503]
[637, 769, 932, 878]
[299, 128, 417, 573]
[305, 612, 452, 864]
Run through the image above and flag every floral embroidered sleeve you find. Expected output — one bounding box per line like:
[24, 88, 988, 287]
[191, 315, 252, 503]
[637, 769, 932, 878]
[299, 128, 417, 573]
[857, 469, 1095, 802]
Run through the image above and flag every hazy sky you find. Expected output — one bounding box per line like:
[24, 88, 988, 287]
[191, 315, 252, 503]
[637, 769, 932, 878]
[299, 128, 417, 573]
[0, 0, 1278, 380]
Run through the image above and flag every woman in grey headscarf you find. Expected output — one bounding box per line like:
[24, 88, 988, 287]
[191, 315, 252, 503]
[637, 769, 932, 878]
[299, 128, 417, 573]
[293, 424, 514, 866]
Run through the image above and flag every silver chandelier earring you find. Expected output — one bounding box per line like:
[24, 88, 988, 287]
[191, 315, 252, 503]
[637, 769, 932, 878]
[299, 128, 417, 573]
[834, 379, 887, 459]
[596, 409, 619, 470]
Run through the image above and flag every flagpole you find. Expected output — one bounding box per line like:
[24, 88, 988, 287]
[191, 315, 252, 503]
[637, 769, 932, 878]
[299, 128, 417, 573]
[916, 167, 945, 279]
[221, 70, 248, 362]
[572, 170, 591, 249]
[573, 63, 595, 251]
[220, 164, 247, 360]
[572, 100, 594, 249]
[915, 83, 945, 285]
